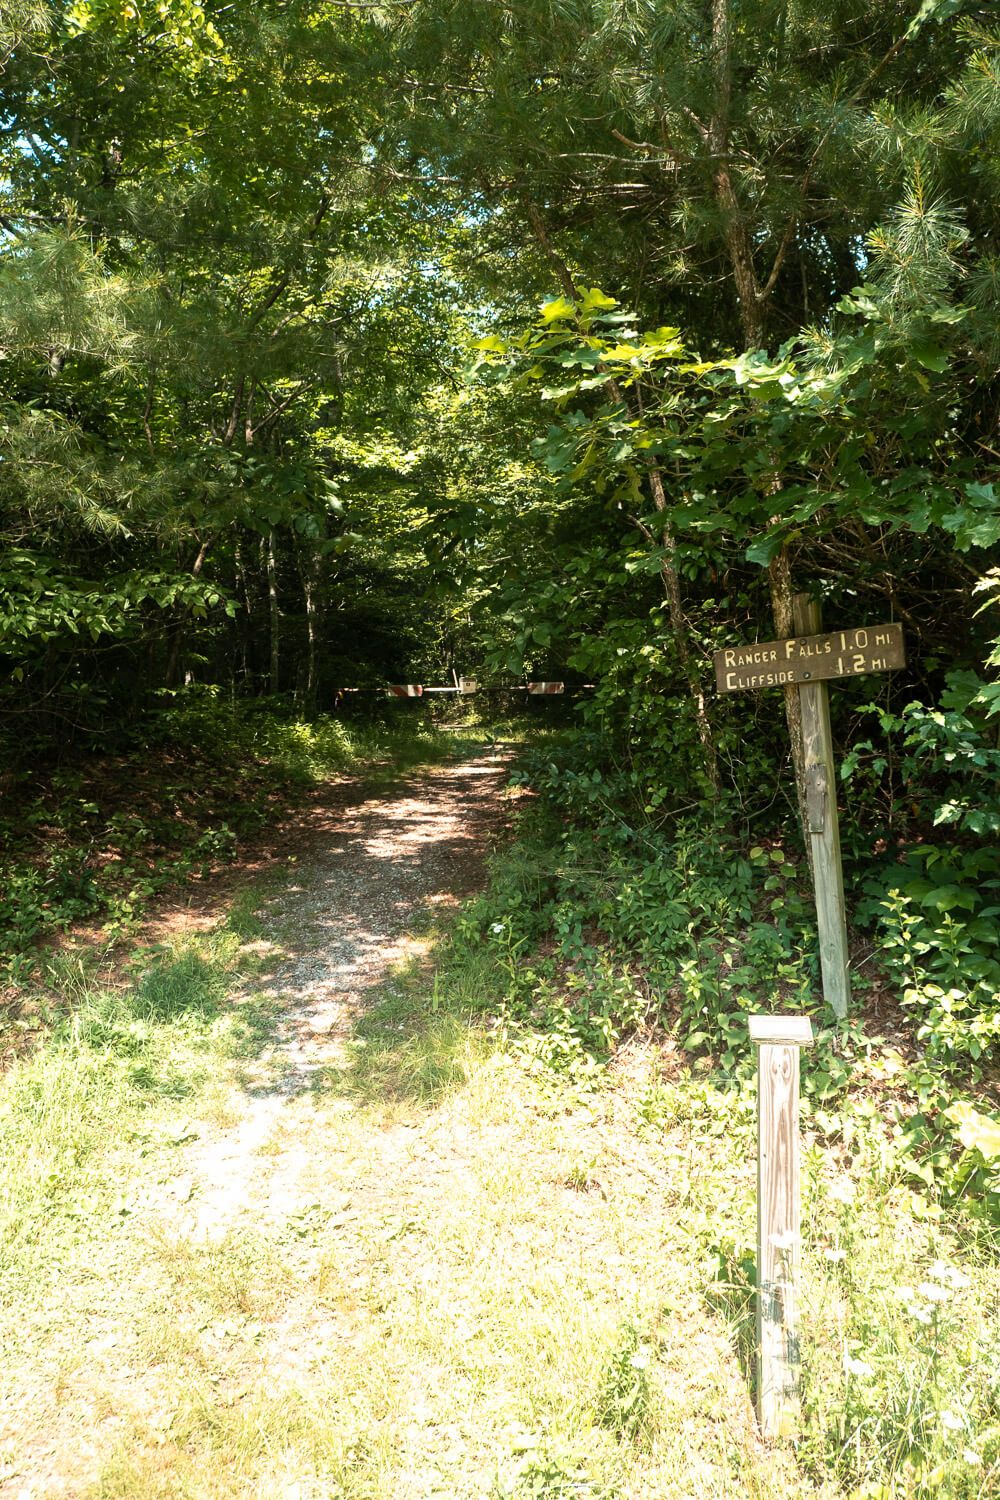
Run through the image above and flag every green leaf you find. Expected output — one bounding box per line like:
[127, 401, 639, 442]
[539, 296, 578, 324]
[578, 287, 618, 314]
[911, 341, 949, 373]
[745, 533, 785, 567]
[946, 1102, 1000, 1159]
[905, 0, 963, 38]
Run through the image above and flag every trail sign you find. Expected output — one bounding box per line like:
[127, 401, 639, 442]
[716, 602, 904, 1019]
[527, 681, 564, 695]
[714, 623, 904, 694]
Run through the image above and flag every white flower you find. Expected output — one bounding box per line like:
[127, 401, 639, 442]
[910, 1306, 934, 1325]
[824, 1248, 847, 1263]
[918, 1281, 951, 1303]
[828, 1179, 856, 1204]
[843, 1354, 874, 1378]
[491, 923, 506, 935]
[894, 1285, 916, 1303]
[963, 1449, 982, 1466]
[928, 1260, 970, 1290]
[940, 1410, 965, 1433]
[629, 1349, 651, 1371]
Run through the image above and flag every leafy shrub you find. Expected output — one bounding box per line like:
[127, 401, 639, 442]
[833, 674, 1000, 1215]
[594, 1322, 656, 1444]
[846, 677, 1000, 1071]
[457, 760, 821, 1077]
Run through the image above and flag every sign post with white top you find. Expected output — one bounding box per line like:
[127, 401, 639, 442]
[749, 1013, 814, 1441]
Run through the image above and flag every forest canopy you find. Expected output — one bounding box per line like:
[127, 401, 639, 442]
[2, 0, 998, 738]
[2, 0, 999, 887]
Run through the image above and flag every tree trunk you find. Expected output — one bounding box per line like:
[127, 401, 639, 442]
[164, 535, 211, 689]
[299, 539, 323, 712]
[234, 535, 250, 688]
[267, 528, 280, 694]
[646, 467, 719, 791]
[713, 164, 766, 347]
[709, 0, 807, 835]
[164, 584, 183, 689]
[709, 0, 766, 346]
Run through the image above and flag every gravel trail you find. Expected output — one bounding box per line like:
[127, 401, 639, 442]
[262, 755, 510, 1060]
[180, 752, 513, 1234]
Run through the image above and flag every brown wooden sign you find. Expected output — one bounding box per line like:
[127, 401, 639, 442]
[714, 623, 904, 694]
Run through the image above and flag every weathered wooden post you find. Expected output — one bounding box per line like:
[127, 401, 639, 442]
[791, 594, 849, 1020]
[749, 1014, 814, 1441]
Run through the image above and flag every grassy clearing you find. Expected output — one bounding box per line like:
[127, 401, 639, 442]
[2, 862, 998, 1496]
[0, 921, 794, 1499]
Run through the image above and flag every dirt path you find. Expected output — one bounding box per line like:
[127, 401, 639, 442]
[255, 754, 512, 1068]
[177, 753, 514, 1239]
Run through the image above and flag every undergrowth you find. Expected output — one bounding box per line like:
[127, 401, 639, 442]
[449, 724, 1000, 1218]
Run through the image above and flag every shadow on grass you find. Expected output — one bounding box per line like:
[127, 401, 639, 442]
[23, 933, 290, 1106]
[291, 937, 506, 1111]
[705, 1240, 758, 1408]
[311, 977, 492, 1109]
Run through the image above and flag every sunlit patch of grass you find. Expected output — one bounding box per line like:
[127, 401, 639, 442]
[224, 884, 268, 942]
[0, 930, 269, 1299]
[149, 1228, 297, 1321]
[133, 1306, 214, 1371]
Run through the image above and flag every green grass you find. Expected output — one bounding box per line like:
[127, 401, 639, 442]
[2, 852, 998, 1497]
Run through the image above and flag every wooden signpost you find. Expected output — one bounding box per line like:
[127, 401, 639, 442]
[714, 598, 905, 1019]
[749, 1014, 814, 1441]
[714, 621, 904, 695]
